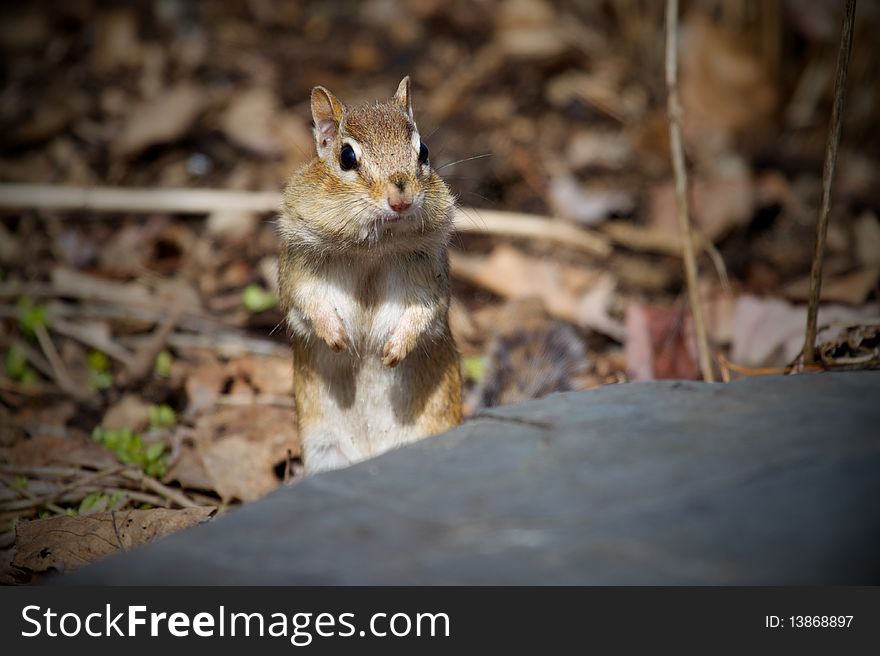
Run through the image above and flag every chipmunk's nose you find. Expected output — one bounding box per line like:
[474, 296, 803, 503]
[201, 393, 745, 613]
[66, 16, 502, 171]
[387, 176, 413, 213]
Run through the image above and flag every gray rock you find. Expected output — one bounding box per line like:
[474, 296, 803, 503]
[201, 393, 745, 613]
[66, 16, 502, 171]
[64, 372, 880, 585]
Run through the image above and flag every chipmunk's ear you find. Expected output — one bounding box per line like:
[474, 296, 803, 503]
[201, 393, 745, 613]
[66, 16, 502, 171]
[311, 86, 345, 153]
[392, 76, 413, 121]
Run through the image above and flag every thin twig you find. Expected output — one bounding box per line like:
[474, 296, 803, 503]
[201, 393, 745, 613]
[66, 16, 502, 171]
[0, 183, 612, 258]
[119, 469, 200, 509]
[803, 0, 857, 364]
[121, 305, 183, 384]
[0, 476, 67, 515]
[0, 184, 282, 214]
[665, 0, 714, 382]
[32, 324, 88, 399]
[0, 376, 62, 396]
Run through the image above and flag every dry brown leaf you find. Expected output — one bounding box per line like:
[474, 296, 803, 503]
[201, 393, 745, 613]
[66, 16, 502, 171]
[194, 406, 298, 502]
[184, 361, 230, 415]
[13, 400, 76, 432]
[496, 0, 567, 59]
[163, 440, 214, 492]
[609, 253, 674, 291]
[545, 66, 645, 121]
[0, 434, 119, 469]
[781, 267, 880, 305]
[650, 166, 754, 242]
[112, 84, 206, 158]
[624, 303, 700, 381]
[730, 295, 880, 367]
[206, 210, 261, 243]
[219, 87, 283, 157]
[231, 355, 292, 396]
[547, 174, 634, 227]
[680, 12, 776, 151]
[854, 212, 880, 267]
[92, 10, 143, 72]
[13, 508, 215, 574]
[566, 129, 632, 170]
[101, 394, 152, 432]
[451, 246, 624, 339]
[7, 105, 72, 146]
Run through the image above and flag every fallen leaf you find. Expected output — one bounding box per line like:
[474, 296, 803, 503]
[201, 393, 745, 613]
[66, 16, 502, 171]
[231, 355, 292, 396]
[0, 434, 119, 469]
[650, 163, 754, 242]
[112, 84, 206, 157]
[548, 174, 634, 227]
[219, 87, 283, 157]
[185, 362, 231, 415]
[854, 212, 880, 267]
[194, 406, 298, 502]
[13, 508, 215, 574]
[101, 394, 152, 432]
[91, 9, 143, 72]
[451, 246, 623, 340]
[781, 267, 880, 305]
[730, 295, 880, 367]
[566, 129, 632, 170]
[206, 210, 260, 243]
[624, 303, 700, 381]
[680, 12, 776, 151]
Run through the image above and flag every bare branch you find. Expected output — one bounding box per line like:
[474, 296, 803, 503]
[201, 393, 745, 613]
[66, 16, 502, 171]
[665, 0, 714, 382]
[804, 0, 857, 364]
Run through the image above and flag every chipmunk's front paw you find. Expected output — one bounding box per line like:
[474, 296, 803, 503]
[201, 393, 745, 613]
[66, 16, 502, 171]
[382, 333, 415, 367]
[313, 309, 349, 352]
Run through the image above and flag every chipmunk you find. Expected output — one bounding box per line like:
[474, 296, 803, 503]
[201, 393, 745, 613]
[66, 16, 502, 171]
[277, 77, 462, 474]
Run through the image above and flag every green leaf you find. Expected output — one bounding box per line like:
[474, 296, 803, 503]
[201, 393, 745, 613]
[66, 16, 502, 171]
[16, 296, 48, 338]
[108, 491, 126, 508]
[148, 403, 176, 429]
[5, 344, 31, 381]
[87, 350, 110, 373]
[12, 475, 28, 491]
[78, 491, 106, 515]
[89, 370, 114, 391]
[91, 425, 168, 479]
[145, 441, 166, 462]
[461, 355, 487, 382]
[242, 284, 277, 313]
[154, 350, 173, 378]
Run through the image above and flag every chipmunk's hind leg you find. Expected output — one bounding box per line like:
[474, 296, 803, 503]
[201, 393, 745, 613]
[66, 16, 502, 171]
[301, 425, 363, 474]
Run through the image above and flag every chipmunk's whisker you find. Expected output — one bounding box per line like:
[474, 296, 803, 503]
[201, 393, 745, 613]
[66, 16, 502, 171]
[436, 153, 492, 171]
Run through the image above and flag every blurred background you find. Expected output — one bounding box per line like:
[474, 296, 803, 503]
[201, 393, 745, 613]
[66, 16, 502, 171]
[0, 0, 878, 581]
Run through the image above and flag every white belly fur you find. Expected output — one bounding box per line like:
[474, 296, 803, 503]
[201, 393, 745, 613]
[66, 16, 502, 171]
[295, 258, 432, 471]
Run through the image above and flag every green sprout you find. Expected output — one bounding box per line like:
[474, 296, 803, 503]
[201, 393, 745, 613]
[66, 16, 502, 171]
[461, 355, 487, 382]
[87, 350, 113, 391]
[92, 426, 168, 478]
[16, 296, 48, 338]
[5, 344, 37, 384]
[154, 350, 173, 378]
[242, 284, 277, 313]
[148, 403, 177, 430]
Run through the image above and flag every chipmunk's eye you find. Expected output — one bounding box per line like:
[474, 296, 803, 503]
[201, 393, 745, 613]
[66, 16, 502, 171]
[340, 144, 357, 171]
[418, 142, 429, 165]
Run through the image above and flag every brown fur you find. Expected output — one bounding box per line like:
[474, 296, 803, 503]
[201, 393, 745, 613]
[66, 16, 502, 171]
[277, 77, 462, 473]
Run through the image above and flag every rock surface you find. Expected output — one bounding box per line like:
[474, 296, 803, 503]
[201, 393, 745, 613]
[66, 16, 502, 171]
[65, 372, 880, 584]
